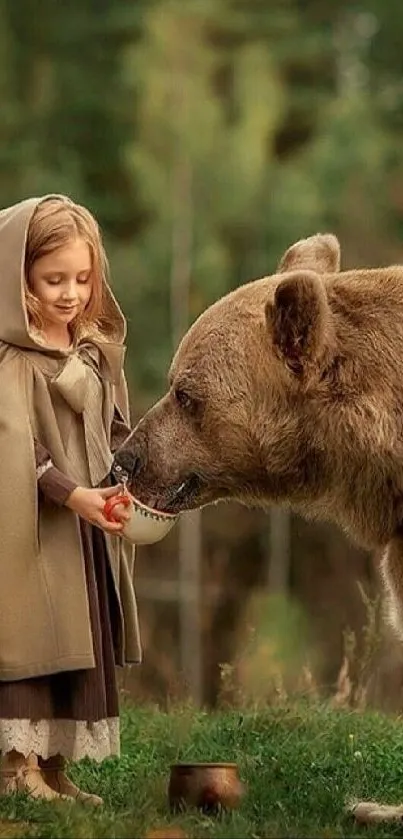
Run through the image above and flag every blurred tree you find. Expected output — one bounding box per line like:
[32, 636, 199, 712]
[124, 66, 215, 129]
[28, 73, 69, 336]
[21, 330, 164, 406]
[2, 0, 403, 704]
[1, 0, 400, 396]
[1, 0, 151, 234]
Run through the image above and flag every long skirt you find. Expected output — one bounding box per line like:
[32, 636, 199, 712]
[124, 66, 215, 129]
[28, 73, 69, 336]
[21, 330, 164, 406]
[0, 524, 121, 763]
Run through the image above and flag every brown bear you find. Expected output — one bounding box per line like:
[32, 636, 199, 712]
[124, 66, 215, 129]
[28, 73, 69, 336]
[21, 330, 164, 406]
[113, 233, 403, 822]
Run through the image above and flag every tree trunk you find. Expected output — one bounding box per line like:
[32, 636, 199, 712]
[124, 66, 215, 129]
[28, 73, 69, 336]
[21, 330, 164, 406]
[170, 78, 203, 706]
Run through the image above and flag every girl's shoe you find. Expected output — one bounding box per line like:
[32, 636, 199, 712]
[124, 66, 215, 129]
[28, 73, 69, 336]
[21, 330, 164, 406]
[0, 752, 67, 801]
[41, 757, 103, 806]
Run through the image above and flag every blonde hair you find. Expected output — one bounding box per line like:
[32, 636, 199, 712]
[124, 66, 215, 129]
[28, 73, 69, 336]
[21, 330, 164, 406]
[24, 196, 116, 342]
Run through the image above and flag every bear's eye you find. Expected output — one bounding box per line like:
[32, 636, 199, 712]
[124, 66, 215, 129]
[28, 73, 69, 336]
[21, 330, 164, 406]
[174, 388, 194, 411]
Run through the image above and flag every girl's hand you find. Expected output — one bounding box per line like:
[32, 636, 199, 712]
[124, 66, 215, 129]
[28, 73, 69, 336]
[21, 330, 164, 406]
[65, 485, 131, 534]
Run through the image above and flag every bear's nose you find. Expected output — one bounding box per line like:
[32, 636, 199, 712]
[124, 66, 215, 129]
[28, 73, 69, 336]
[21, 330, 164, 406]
[111, 451, 143, 486]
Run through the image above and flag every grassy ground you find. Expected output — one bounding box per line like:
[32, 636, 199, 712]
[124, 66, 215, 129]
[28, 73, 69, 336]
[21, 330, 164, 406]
[1, 700, 403, 838]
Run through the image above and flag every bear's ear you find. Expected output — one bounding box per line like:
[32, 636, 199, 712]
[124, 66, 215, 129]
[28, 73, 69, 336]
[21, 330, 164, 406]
[266, 270, 332, 375]
[278, 233, 340, 274]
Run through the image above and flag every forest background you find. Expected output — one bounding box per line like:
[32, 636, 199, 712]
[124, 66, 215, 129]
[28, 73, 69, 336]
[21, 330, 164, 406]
[3, 0, 403, 710]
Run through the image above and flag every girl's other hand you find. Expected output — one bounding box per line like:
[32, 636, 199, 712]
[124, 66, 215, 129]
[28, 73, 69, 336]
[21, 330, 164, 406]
[65, 485, 131, 534]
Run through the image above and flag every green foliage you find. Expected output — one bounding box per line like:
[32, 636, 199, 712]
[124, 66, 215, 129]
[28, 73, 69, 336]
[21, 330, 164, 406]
[1, 0, 403, 399]
[2, 702, 403, 836]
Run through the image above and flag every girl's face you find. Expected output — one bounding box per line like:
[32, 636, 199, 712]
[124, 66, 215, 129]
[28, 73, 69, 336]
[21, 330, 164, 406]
[29, 238, 93, 335]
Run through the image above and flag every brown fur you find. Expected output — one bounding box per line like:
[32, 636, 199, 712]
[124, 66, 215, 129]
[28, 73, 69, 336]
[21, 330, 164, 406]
[113, 233, 403, 822]
[114, 234, 403, 620]
[115, 234, 403, 548]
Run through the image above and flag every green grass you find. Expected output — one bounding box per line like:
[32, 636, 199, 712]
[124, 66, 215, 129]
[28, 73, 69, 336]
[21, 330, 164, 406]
[2, 700, 403, 837]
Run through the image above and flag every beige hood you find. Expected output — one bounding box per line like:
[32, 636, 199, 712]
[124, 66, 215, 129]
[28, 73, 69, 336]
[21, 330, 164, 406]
[0, 195, 141, 681]
[0, 193, 126, 352]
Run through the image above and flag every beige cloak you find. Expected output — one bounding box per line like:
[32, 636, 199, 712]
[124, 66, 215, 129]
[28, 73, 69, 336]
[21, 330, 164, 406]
[0, 195, 141, 681]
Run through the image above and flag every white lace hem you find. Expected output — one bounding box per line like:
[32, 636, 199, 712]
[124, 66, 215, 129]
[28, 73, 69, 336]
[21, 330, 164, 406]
[0, 717, 120, 762]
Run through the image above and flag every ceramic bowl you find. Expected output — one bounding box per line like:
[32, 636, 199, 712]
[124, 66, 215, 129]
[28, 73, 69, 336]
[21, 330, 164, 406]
[168, 762, 245, 814]
[104, 494, 178, 545]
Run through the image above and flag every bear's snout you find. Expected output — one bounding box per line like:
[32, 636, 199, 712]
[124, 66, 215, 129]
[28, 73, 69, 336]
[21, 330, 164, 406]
[111, 436, 145, 489]
[111, 419, 209, 513]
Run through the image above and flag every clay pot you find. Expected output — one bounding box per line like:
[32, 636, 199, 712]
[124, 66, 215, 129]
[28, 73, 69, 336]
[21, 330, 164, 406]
[168, 762, 245, 814]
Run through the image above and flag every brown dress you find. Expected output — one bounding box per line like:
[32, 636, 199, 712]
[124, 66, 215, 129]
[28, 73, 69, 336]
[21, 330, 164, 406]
[0, 419, 129, 763]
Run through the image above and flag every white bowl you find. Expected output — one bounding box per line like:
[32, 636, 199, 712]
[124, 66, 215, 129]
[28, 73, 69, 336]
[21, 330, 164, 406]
[104, 494, 178, 545]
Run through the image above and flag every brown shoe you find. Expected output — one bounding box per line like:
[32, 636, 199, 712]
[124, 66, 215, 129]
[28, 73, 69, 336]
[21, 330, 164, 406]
[0, 752, 67, 801]
[41, 757, 103, 806]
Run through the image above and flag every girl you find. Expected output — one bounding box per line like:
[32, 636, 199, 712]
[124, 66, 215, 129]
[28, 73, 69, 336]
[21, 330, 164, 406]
[0, 195, 141, 804]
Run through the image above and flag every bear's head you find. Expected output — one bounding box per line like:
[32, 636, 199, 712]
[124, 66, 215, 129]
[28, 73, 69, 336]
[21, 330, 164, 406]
[113, 234, 403, 548]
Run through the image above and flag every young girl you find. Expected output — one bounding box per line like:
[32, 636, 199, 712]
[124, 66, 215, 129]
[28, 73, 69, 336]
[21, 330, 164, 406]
[0, 195, 141, 804]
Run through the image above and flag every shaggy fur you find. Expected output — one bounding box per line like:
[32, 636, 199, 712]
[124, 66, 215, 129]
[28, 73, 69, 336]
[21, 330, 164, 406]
[113, 234, 403, 822]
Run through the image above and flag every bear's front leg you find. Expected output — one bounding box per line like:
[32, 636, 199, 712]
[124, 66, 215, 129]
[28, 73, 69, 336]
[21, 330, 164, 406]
[348, 531, 403, 825]
[348, 800, 403, 824]
[379, 531, 403, 642]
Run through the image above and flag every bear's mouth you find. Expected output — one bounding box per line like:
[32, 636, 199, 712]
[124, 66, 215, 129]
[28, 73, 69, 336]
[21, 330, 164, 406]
[110, 463, 205, 515]
[153, 473, 204, 514]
